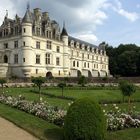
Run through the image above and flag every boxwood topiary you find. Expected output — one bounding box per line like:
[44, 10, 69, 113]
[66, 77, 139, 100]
[63, 98, 106, 140]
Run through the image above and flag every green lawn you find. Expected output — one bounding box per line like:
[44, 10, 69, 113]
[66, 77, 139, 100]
[4, 88, 70, 109]
[44, 88, 140, 101]
[0, 103, 62, 140]
[0, 103, 140, 140]
[4, 87, 140, 110]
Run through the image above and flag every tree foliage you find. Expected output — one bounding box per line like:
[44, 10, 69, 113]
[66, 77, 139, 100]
[105, 43, 140, 76]
[119, 80, 136, 112]
[58, 82, 66, 97]
[31, 77, 45, 100]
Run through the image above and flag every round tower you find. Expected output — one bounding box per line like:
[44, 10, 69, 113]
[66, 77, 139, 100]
[21, 5, 34, 77]
[61, 23, 70, 76]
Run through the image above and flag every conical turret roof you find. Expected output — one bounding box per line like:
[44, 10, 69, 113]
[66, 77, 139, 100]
[61, 22, 68, 36]
[22, 5, 32, 23]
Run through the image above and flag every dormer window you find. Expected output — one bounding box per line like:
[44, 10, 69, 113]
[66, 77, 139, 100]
[71, 41, 74, 46]
[76, 42, 79, 48]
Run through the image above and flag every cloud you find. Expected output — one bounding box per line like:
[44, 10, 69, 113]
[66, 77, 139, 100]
[0, 0, 110, 45]
[113, 0, 139, 22]
[72, 31, 98, 44]
[0, 0, 16, 24]
[136, 4, 140, 8]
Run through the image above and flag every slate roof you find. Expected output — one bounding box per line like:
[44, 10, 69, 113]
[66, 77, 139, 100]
[22, 9, 32, 23]
[68, 36, 98, 49]
[61, 27, 68, 36]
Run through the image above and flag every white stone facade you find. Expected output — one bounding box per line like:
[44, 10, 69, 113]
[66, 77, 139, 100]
[0, 7, 109, 78]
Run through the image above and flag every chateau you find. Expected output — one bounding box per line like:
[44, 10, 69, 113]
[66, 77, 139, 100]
[0, 5, 109, 78]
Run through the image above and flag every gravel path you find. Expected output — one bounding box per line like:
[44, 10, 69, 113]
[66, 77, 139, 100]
[0, 117, 39, 140]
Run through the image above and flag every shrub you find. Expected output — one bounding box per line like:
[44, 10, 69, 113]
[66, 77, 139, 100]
[64, 98, 106, 140]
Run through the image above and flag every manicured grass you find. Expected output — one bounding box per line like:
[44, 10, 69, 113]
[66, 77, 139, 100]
[0, 103, 62, 140]
[3, 87, 140, 110]
[106, 128, 140, 140]
[1, 87, 140, 140]
[43, 88, 140, 102]
[0, 103, 140, 140]
[4, 88, 70, 109]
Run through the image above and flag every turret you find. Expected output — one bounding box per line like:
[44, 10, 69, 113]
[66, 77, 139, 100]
[61, 22, 68, 46]
[21, 4, 34, 77]
[22, 4, 32, 37]
[61, 22, 70, 76]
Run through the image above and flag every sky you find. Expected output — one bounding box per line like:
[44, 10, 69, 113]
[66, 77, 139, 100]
[0, 0, 140, 47]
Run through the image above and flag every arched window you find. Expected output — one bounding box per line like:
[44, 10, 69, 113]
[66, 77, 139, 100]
[4, 55, 8, 63]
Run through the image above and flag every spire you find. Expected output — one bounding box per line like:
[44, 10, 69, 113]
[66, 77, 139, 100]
[27, 1, 30, 10]
[22, 3, 32, 23]
[5, 10, 8, 18]
[61, 21, 68, 36]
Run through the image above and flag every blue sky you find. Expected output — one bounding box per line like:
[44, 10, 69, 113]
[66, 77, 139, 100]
[0, 0, 140, 47]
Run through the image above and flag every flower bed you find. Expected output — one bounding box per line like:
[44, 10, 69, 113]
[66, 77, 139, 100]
[0, 94, 66, 126]
[103, 104, 140, 131]
[0, 94, 140, 131]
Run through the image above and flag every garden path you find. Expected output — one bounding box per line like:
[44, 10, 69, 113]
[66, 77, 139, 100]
[0, 117, 38, 140]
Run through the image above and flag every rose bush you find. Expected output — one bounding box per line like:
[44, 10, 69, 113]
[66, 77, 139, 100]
[0, 93, 140, 130]
[103, 104, 140, 131]
[0, 94, 66, 126]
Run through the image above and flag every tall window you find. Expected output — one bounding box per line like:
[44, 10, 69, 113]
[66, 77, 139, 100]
[77, 52, 79, 57]
[88, 63, 89, 68]
[36, 55, 40, 64]
[71, 50, 73, 56]
[96, 56, 98, 61]
[82, 53, 84, 59]
[4, 55, 8, 63]
[92, 55, 94, 60]
[14, 41, 18, 48]
[36, 69, 38, 74]
[77, 61, 79, 67]
[36, 27, 40, 36]
[14, 54, 18, 64]
[87, 54, 89, 59]
[58, 70, 61, 75]
[56, 57, 60, 65]
[23, 28, 26, 33]
[73, 61, 75, 67]
[84, 62, 86, 68]
[4, 43, 8, 49]
[46, 41, 52, 49]
[56, 46, 60, 52]
[36, 41, 40, 49]
[23, 41, 25, 46]
[46, 53, 51, 64]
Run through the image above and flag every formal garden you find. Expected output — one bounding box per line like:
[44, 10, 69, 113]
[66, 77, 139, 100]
[0, 77, 140, 140]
